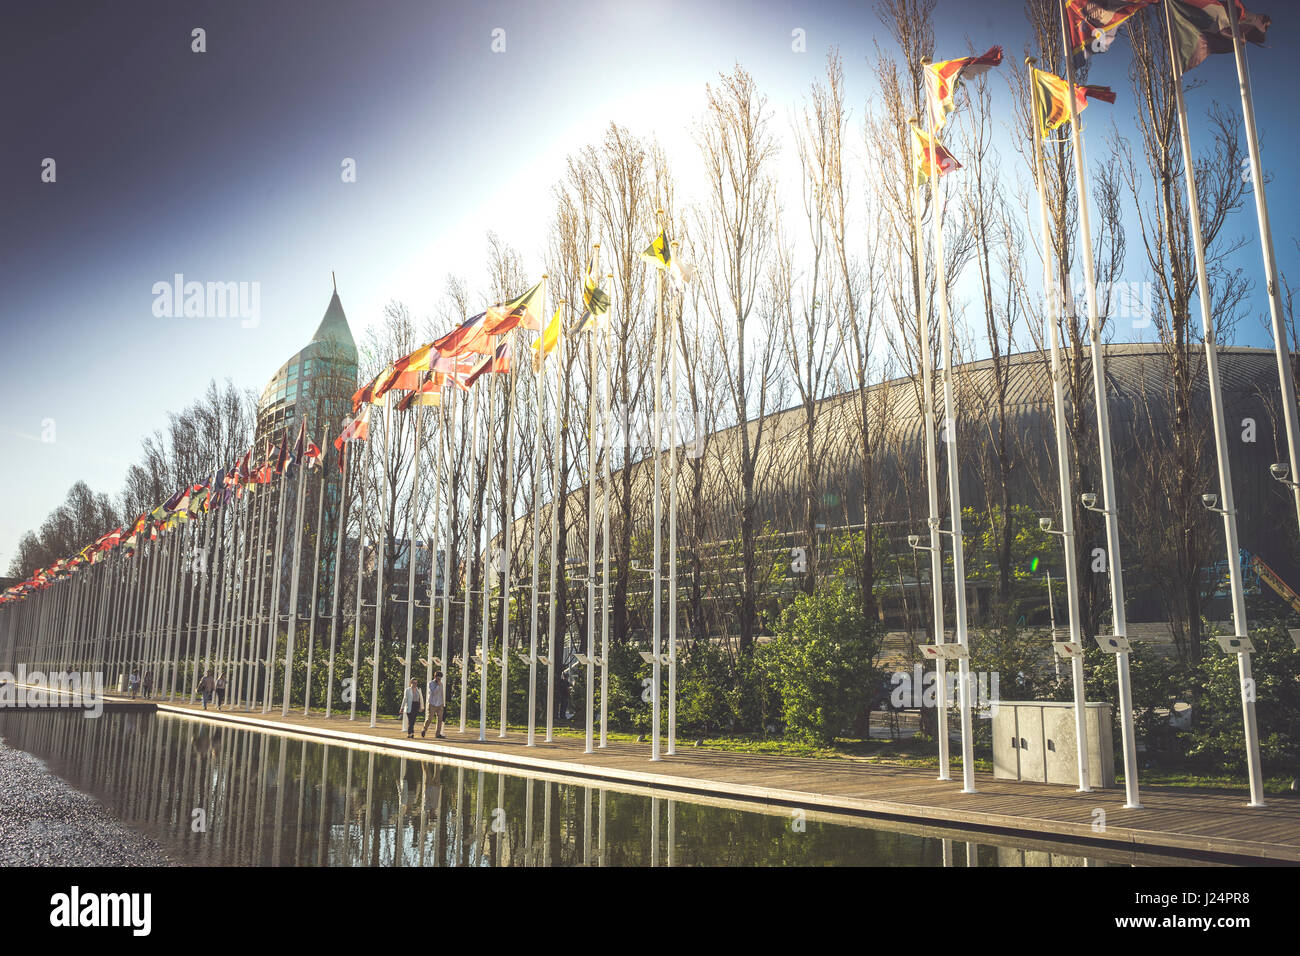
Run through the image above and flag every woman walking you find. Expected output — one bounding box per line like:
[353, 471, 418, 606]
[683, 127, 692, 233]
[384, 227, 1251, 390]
[400, 678, 423, 739]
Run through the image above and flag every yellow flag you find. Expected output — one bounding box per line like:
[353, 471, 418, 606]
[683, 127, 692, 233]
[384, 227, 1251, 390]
[531, 305, 563, 369]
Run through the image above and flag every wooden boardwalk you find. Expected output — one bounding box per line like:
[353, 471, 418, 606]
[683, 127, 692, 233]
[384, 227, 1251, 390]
[124, 696, 1300, 864]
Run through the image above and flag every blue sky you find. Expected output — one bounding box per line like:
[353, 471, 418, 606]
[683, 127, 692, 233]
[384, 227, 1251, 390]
[1, 0, 1297, 566]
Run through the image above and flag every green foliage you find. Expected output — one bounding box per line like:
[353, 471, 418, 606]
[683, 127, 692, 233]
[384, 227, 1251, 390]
[758, 577, 882, 745]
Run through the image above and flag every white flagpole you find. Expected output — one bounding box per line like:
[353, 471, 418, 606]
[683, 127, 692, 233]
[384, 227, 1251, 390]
[438, 390, 456, 708]
[303, 424, 331, 716]
[480, 361, 500, 742]
[651, 213, 664, 764]
[602, 269, 613, 749]
[501, 311, 529, 738]
[1058, 0, 1141, 808]
[666, 247, 679, 757]
[909, 126, 951, 781]
[460, 386, 481, 734]
[326, 436, 350, 717]
[919, 102, 976, 794]
[545, 310, 565, 743]
[1027, 57, 1091, 792]
[403, 402, 423, 693]
[527, 305, 550, 747]
[371, 399, 392, 729]
[1222, 0, 1300, 531]
[427, 393, 445, 690]
[1168, 1, 1264, 806]
[349, 421, 369, 722]
[264, 438, 292, 713]
[281, 428, 311, 716]
[585, 271, 598, 756]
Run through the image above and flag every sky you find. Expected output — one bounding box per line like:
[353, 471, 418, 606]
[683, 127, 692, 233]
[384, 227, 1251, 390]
[1, 0, 1297, 568]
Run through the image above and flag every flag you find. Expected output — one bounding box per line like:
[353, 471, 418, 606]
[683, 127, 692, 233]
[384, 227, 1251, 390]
[352, 370, 384, 412]
[532, 305, 563, 368]
[95, 528, 123, 552]
[573, 254, 612, 334]
[1170, 0, 1270, 72]
[395, 371, 444, 411]
[275, 428, 290, 475]
[433, 311, 493, 357]
[910, 124, 961, 185]
[924, 46, 1003, 131]
[462, 339, 511, 389]
[291, 418, 306, 465]
[334, 405, 372, 448]
[1031, 68, 1116, 137]
[640, 230, 671, 271]
[236, 450, 252, 484]
[304, 441, 323, 469]
[1066, 1, 1158, 69]
[372, 343, 436, 403]
[485, 280, 546, 335]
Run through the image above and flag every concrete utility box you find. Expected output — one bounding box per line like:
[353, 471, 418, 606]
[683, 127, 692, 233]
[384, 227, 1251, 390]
[993, 701, 1114, 789]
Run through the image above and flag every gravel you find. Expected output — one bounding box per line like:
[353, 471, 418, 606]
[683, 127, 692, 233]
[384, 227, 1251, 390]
[0, 739, 175, 866]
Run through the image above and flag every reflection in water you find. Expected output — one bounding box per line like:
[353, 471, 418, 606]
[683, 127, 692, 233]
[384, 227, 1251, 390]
[0, 710, 1120, 867]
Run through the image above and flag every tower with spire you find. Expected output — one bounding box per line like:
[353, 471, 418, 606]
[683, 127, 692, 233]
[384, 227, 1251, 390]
[255, 278, 359, 450]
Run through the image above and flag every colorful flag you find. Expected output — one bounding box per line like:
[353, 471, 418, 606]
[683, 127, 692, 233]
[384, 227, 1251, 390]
[531, 305, 564, 368]
[1031, 68, 1116, 137]
[1065, 1, 1158, 69]
[910, 124, 961, 185]
[372, 343, 436, 403]
[291, 418, 306, 465]
[1169, 0, 1270, 72]
[433, 311, 493, 357]
[304, 441, 323, 469]
[485, 280, 546, 335]
[274, 428, 290, 475]
[640, 230, 671, 271]
[334, 405, 372, 448]
[924, 46, 1003, 131]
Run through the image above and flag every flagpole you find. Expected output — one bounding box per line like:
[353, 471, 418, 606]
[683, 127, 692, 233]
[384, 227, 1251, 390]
[501, 306, 530, 738]
[602, 269, 614, 750]
[527, 304, 549, 747]
[1221, 0, 1300, 533]
[666, 248, 678, 757]
[371, 399, 392, 729]
[426, 393, 445, 691]
[651, 212, 665, 763]
[480, 361, 500, 742]
[281, 426, 312, 716]
[264, 433, 292, 713]
[303, 424, 331, 716]
[403, 402, 423, 695]
[545, 311, 564, 743]
[1027, 56, 1092, 793]
[247, 478, 272, 710]
[1168, 2, 1264, 806]
[350, 424, 369, 722]
[326, 437, 350, 718]
[1058, 0, 1141, 808]
[460, 386, 481, 734]
[586, 266, 598, 756]
[909, 121, 951, 782]
[919, 98, 976, 794]
[438, 390, 456, 711]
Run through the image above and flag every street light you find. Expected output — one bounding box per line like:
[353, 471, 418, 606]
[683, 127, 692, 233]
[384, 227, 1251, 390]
[907, 534, 932, 552]
[1080, 491, 1111, 515]
[1271, 463, 1298, 488]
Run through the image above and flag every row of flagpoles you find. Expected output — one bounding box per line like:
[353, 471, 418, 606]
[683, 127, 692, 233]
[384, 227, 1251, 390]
[0, 1, 1291, 797]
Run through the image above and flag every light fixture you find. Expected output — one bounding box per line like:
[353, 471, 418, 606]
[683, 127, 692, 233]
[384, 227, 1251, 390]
[1080, 492, 1099, 511]
[1039, 517, 1052, 532]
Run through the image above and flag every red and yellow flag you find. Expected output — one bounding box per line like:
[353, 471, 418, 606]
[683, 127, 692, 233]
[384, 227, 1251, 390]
[531, 305, 563, 369]
[1031, 68, 1116, 138]
[910, 124, 961, 186]
[923, 46, 1002, 132]
[1066, 1, 1157, 70]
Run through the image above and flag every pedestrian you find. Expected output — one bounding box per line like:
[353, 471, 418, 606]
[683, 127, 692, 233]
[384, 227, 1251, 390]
[214, 674, 227, 710]
[421, 671, 447, 739]
[198, 671, 215, 709]
[142, 670, 154, 699]
[128, 670, 140, 699]
[400, 678, 423, 739]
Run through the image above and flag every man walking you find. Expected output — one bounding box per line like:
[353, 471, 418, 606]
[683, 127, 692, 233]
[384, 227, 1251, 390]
[198, 671, 215, 709]
[421, 670, 446, 739]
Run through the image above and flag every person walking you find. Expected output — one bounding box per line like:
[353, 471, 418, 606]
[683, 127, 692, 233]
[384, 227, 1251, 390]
[128, 670, 140, 699]
[400, 678, 423, 739]
[142, 670, 154, 699]
[214, 674, 227, 710]
[421, 671, 447, 739]
[198, 671, 215, 709]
